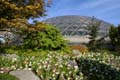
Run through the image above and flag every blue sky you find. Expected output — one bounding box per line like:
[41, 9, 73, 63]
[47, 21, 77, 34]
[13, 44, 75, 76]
[31, 0, 120, 25]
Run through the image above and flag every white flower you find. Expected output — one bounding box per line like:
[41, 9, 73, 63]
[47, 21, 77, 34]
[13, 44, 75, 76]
[47, 65, 50, 69]
[53, 69, 56, 73]
[40, 75, 43, 78]
[59, 64, 63, 68]
[55, 63, 58, 66]
[12, 58, 17, 62]
[0, 68, 3, 70]
[68, 64, 71, 67]
[25, 64, 28, 68]
[11, 65, 16, 70]
[46, 58, 49, 61]
[62, 71, 65, 74]
[44, 61, 47, 64]
[0, 71, 4, 73]
[29, 62, 32, 66]
[20, 66, 23, 69]
[28, 68, 32, 70]
[56, 72, 59, 75]
[74, 66, 78, 70]
[17, 68, 20, 70]
[68, 71, 72, 74]
[43, 65, 46, 68]
[68, 77, 71, 80]
[75, 77, 79, 80]
[38, 66, 42, 69]
[36, 69, 39, 73]
[52, 74, 55, 77]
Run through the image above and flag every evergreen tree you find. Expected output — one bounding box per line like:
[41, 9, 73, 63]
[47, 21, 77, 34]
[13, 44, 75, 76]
[109, 24, 120, 51]
[0, 0, 52, 50]
[109, 25, 118, 45]
[87, 17, 101, 51]
[0, 0, 48, 31]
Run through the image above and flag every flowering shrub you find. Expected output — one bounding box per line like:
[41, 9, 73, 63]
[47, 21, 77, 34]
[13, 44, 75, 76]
[76, 52, 120, 80]
[77, 52, 120, 70]
[0, 51, 120, 80]
[76, 59, 120, 80]
[0, 52, 84, 80]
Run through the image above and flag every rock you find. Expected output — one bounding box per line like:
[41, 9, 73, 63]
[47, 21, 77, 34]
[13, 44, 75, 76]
[68, 60, 78, 67]
[10, 70, 40, 80]
[1, 54, 19, 60]
[0, 37, 5, 44]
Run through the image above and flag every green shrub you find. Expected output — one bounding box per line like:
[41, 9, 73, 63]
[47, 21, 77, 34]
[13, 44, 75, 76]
[0, 44, 7, 53]
[76, 58, 120, 80]
[0, 73, 19, 80]
[23, 23, 68, 51]
[87, 17, 101, 51]
[109, 25, 120, 52]
[75, 52, 120, 80]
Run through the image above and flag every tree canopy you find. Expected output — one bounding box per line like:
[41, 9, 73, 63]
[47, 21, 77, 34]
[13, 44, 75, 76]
[109, 25, 120, 47]
[87, 17, 101, 50]
[0, 0, 48, 31]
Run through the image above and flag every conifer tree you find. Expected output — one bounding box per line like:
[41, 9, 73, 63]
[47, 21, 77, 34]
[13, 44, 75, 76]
[109, 24, 120, 51]
[87, 17, 101, 50]
[0, 0, 48, 31]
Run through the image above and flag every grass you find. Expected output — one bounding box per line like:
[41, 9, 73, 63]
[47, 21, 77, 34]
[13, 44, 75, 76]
[0, 73, 19, 80]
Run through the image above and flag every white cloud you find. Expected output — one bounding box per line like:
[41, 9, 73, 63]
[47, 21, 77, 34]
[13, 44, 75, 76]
[79, 0, 113, 9]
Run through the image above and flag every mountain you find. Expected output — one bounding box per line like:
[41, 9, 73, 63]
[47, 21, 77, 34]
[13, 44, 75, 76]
[44, 15, 112, 37]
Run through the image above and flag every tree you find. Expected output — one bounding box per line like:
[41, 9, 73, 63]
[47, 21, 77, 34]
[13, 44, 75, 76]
[0, 0, 52, 45]
[87, 17, 101, 50]
[0, 0, 53, 51]
[23, 23, 68, 51]
[109, 24, 120, 51]
[0, 0, 47, 31]
[0, 0, 69, 52]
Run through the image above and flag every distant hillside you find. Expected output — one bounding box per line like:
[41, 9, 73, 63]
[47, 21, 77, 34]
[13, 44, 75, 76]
[44, 15, 112, 36]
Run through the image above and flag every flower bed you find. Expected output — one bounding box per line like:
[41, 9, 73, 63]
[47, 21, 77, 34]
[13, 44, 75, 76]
[0, 51, 120, 80]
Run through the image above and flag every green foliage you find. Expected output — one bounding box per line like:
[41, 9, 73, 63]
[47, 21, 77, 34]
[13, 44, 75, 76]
[23, 23, 68, 51]
[0, 0, 50, 50]
[5, 48, 50, 58]
[109, 25, 120, 52]
[0, 0, 46, 28]
[0, 52, 84, 80]
[1, 51, 120, 80]
[109, 25, 120, 45]
[0, 45, 5, 53]
[76, 58, 120, 80]
[87, 17, 101, 51]
[0, 73, 19, 80]
[87, 17, 100, 39]
[75, 52, 120, 80]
